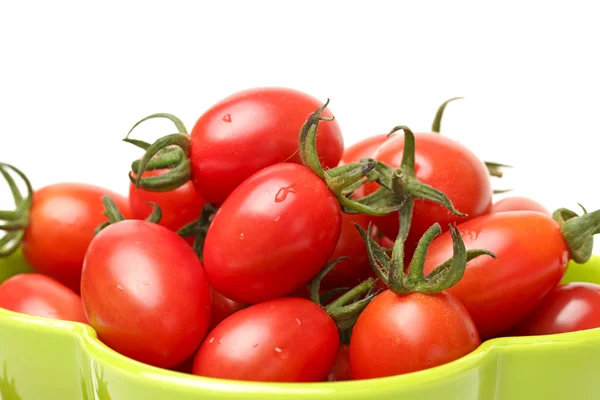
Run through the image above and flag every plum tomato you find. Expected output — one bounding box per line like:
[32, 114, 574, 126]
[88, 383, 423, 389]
[81, 220, 212, 369]
[209, 286, 247, 330]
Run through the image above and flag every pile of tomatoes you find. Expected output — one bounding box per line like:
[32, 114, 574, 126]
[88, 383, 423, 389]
[1, 87, 600, 383]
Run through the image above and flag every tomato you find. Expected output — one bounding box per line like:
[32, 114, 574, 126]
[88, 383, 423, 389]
[0, 273, 87, 324]
[203, 163, 342, 304]
[364, 132, 492, 252]
[21, 183, 132, 293]
[422, 211, 569, 339]
[510, 282, 600, 336]
[0, 248, 32, 284]
[209, 286, 247, 330]
[327, 344, 351, 382]
[491, 196, 550, 215]
[192, 297, 339, 382]
[340, 134, 389, 166]
[188, 87, 344, 205]
[129, 168, 206, 233]
[349, 290, 480, 379]
[81, 220, 212, 369]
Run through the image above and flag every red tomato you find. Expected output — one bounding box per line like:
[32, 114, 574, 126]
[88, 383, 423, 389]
[340, 134, 389, 165]
[209, 286, 247, 330]
[422, 211, 569, 339]
[203, 163, 342, 304]
[22, 183, 132, 293]
[510, 282, 600, 336]
[327, 344, 351, 382]
[129, 168, 206, 233]
[492, 196, 550, 215]
[189, 87, 344, 205]
[321, 212, 372, 290]
[81, 220, 212, 369]
[192, 297, 339, 382]
[350, 290, 480, 379]
[0, 273, 87, 324]
[364, 132, 492, 252]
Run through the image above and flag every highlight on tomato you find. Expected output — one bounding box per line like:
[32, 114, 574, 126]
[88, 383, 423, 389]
[0, 162, 131, 293]
[491, 196, 550, 215]
[421, 205, 600, 339]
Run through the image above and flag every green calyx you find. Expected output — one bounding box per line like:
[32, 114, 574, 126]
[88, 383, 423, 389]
[553, 205, 600, 264]
[310, 257, 380, 333]
[124, 113, 192, 192]
[431, 96, 464, 133]
[355, 197, 496, 295]
[94, 196, 162, 236]
[0, 163, 33, 257]
[176, 202, 218, 261]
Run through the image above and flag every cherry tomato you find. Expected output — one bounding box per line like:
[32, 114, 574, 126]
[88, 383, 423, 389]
[209, 286, 247, 330]
[81, 220, 212, 369]
[510, 282, 600, 336]
[203, 163, 342, 304]
[350, 290, 480, 379]
[129, 168, 206, 233]
[22, 183, 132, 293]
[422, 211, 569, 339]
[364, 132, 492, 252]
[327, 344, 351, 382]
[189, 87, 344, 205]
[0, 273, 87, 324]
[192, 297, 339, 382]
[491, 196, 550, 215]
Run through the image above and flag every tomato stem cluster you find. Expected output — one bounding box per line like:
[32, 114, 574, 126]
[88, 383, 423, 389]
[554, 206, 600, 264]
[177, 203, 218, 260]
[0, 163, 33, 257]
[94, 196, 162, 236]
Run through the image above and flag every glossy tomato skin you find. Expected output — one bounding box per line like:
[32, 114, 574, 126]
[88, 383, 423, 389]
[22, 183, 132, 293]
[510, 282, 600, 336]
[327, 344, 351, 382]
[81, 220, 212, 369]
[423, 211, 569, 339]
[365, 132, 492, 250]
[321, 212, 373, 290]
[189, 87, 344, 205]
[491, 196, 550, 215]
[0, 273, 87, 323]
[209, 286, 247, 330]
[129, 168, 206, 233]
[192, 297, 339, 382]
[203, 163, 342, 304]
[350, 290, 480, 379]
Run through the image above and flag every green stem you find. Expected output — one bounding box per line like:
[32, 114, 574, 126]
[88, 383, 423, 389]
[176, 202, 218, 261]
[431, 97, 463, 133]
[298, 100, 332, 180]
[0, 163, 33, 258]
[554, 207, 600, 264]
[130, 148, 184, 173]
[125, 113, 188, 139]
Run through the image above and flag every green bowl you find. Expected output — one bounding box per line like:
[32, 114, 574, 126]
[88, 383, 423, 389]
[1, 256, 600, 400]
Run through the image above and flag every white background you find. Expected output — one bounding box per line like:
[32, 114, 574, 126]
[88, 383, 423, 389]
[1, 1, 599, 248]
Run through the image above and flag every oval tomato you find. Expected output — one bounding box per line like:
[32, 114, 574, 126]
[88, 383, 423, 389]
[81, 220, 212, 369]
[364, 132, 492, 253]
[129, 168, 206, 233]
[509, 282, 600, 336]
[188, 87, 344, 205]
[492, 196, 550, 215]
[203, 163, 342, 304]
[209, 286, 247, 330]
[422, 211, 569, 339]
[349, 290, 480, 379]
[0, 273, 87, 324]
[327, 344, 351, 382]
[22, 183, 132, 293]
[192, 297, 339, 382]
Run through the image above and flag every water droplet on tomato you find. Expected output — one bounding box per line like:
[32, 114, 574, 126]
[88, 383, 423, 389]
[461, 229, 479, 240]
[275, 186, 295, 203]
[208, 337, 214, 343]
[295, 318, 301, 325]
[239, 233, 245, 240]
[253, 343, 259, 348]
[116, 284, 124, 291]
[218, 338, 223, 344]
[222, 114, 232, 122]
[273, 215, 281, 222]
[274, 347, 289, 360]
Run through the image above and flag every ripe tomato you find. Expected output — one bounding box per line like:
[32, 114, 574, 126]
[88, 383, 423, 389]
[203, 163, 342, 304]
[509, 282, 600, 336]
[422, 211, 569, 339]
[350, 290, 480, 379]
[327, 344, 351, 382]
[192, 297, 339, 382]
[129, 168, 206, 233]
[209, 286, 246, 330]
[364, 132, 492, 252]
[22, 183, 132, 293]
[491, 196, 550, 215]
[0, 273, 87, 324]
[81, 220, 212, 369]
[188, 87, 344, 205]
